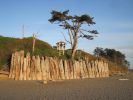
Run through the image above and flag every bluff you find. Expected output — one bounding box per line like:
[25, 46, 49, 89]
[0, 36, 57, 69]
[0, 36, 128, 75]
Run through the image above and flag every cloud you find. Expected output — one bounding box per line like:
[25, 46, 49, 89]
[112, 21, 133, 29]
[99, 32, 133, 43]
[116, 46, 133, 50]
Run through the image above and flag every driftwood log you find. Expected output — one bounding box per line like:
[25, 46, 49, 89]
[9, 51, 109, 81]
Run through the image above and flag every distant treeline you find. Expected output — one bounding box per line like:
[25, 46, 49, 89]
[94, 47, 130, 68]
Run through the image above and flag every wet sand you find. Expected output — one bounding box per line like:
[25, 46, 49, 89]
[0, 72, 133, 100]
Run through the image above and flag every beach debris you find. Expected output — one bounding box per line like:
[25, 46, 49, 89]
[43, 81, 48, 84]
[119, 78, 129, 81]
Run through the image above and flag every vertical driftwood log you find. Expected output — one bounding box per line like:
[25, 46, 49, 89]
[13, 52, 17, 80]
[90, 61, 95, 78]
[48, 57, 53, 80]
[41, 57, 50, 81]
[19, 51, 24, 80]
[59, 59, 65, 80]
[105, 62, 109, 77]
[74, 61, 81, 79]
[9, 53, 15, 78]
[79, 60, 83, 78]
[94, 60, 99, 78]
[63, 60, 68, 79]
[87, 62, 92, 78]
[12, 52, 17, 79]
[52, 58, 59, 80]
[69, 60, 74, 79]
[55, 58, 60, 80]
[66, 60, 70, 79]
[73, 61, 76, 79]
[98, 61, 102, 77]
[26, 52, 31, 80]
[101, 61, 105, 77]
[46, 57, 51, 81]
[35, 55, 42, 80]
[30, 56, 36, 80]
[15, 52, 21, 80]
[82, 60, 88, 78]
[23, 58, 27, 80]
[49, 58, 54, 80]
[40, 57, 44, 81]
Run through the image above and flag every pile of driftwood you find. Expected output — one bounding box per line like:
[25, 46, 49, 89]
[9, 51, 109, 81]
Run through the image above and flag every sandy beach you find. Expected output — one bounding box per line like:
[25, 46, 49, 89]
[0, 72, 133, 100]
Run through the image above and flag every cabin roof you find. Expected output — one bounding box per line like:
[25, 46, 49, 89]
[56, 41, 66, 44]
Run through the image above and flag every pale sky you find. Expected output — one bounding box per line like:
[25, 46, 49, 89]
[0, 0, 133, 68]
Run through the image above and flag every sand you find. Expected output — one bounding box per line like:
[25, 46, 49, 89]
[0, 72, 133, 100]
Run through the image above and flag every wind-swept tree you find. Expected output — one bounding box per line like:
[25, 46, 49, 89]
[49, 10, 98, 59]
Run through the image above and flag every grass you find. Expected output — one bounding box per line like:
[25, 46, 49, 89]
[0, 36, 53, 69]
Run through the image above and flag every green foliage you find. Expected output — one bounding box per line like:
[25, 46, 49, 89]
[93, 47, 130, 69]
[33, 48, 59, 57]
[62, 49, 95, 60]
[0, 36, 52, 69]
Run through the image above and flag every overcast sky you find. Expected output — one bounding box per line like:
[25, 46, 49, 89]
[0, 0, 133, 68]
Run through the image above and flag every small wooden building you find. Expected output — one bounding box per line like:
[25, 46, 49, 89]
[56, 41, 66, 56]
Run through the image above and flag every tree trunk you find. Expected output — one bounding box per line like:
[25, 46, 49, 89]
[71, 32, 78, 59]
[71, 44, 77, 59]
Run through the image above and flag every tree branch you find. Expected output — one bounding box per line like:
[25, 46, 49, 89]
[68, 29, 73, 47]
[79, 30, 94, 40]
[61, 32, 72, 45]
[80, 29, 89, 33]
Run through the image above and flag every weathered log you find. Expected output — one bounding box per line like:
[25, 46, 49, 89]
[15, 52, 21, 80]
[9, 53, 15, 78]
[30, 56, 36, 80]
[26, 52, 31, 80]
[63, 60, 68, 79]
[75, 61, 81, 79]
[82, 60, 88, 78]
[41, 57, 50, 81]
[94, 60, 99, 78]
[36, 55, 42, 80]
[59, 59, 65, 80]
[69, 60, 74, 79]
[19, 51, 24, 80]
